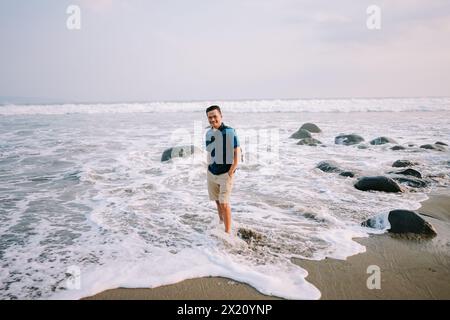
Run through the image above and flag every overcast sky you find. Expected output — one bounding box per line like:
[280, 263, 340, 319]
[1, 0, 449, 103]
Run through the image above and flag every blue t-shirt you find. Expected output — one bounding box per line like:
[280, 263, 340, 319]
[205, 123, 240, 175]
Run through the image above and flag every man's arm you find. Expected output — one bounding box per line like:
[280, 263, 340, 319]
[228, 146, 240, 177]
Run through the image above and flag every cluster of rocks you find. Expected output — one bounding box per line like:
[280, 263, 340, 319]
[291, 123, 448, 153]
[303, 154, 440, 238]
[315, 156, 440, 238]
[316, 158, 431, 192]
[316, 160, 357, 178]
[290, 123, 323, 146]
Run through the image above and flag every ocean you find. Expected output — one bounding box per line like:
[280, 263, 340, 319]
[1, 97, 449, 299]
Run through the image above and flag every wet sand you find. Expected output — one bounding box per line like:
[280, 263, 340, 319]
[84, 194, 450, 300]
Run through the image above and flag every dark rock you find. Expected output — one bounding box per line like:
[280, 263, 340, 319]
[161, 145, 200, 162]
[316, 161, 342, 173]
[392, 176, 428, 188]
[290, 128, 312, 139]
[297, 138, 322, 146]
[335, 134, 364, 145]
[420, 144, 446, 151]
[389, 168, 422, 178]
[300, 123, 322, 133]
[391, 145, 406, 151]
[435, 141, 448, 146]
[354, 176, 402, 193]
[237, 228, 264, 244]
[357, 144, 369, 149]
[361, 219, 374, 228]
[392, 160, 418, 168]
[339, 171, 355, 178]
[388, 210, 437, 237]
[370, 137, 397, 145]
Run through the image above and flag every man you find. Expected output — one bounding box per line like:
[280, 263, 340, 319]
[205, 105, 240, 234]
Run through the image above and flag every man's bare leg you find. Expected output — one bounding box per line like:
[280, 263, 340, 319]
[215, 200, 224, 223]
[218, 203, 232, 233]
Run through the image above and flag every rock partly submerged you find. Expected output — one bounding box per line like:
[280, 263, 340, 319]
[300, 123, 322, 133]
[370, 137, 397, 145]
[339, 171, 355, 178]
[387, 164, 438, 189]
[161, 145, 201, 162]
[392, 160, 419, 168]
[316, 160, 343, 173]
[316, 161, 356, 177]
[297, 137, 323, 146]
[391, 176, 429, 188]
[335, 134, 364, 146]
[354, 176, 402, 193]
[237, 227, 264, 245]
[388, 168, 422, 178]
[363, 210, 437, 239]
[290, 128, 312, 139]
[420, 143, 447, 152]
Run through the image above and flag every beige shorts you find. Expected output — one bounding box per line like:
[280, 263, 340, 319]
[207, 170, 235, 203]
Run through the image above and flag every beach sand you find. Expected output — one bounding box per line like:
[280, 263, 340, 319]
[84, 193, 450, 300]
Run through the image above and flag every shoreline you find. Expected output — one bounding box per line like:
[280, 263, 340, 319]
[83, 193, 450, 300]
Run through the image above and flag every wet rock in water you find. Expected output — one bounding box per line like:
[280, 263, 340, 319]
[370, 137, 397, 145]
[300, 123, 322, 133]
[335, 134, 364, 145]
[388, 210, 437, 238]
[392, 160, 418, 168]
[290, 128, 312, 139]
[389, 168, 422, 178]
[316, 160, 343, 173]
[361, 213, 389, 229]
[435, 141, 448, 146]
[391, 145, 406, 151]
[237, 228, 264, 244]
[392, 176, 428, 188]
[339, 171, 355, 178]
[362, 210, 437, 239]
[420, 144, 447, 151]
[161, 145, 200, 162]
[297, 138, 322, 146]
[354, 176, 402, 193]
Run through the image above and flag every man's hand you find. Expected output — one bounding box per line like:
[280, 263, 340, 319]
[228, 147, 240, 177]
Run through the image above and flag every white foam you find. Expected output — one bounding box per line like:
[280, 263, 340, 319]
[51, 245, 321, 300]
[0, 105, 449, 300]
[0, 97, 449, 115]
[362, 212, 391, 231]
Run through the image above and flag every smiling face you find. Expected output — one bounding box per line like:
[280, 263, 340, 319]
[207, 109, 222, 129]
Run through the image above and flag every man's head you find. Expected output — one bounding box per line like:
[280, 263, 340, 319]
[206, 105, 222, 129]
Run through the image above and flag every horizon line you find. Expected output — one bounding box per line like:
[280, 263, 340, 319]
[1, 95, 450, 106]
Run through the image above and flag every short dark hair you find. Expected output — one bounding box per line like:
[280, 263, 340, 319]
[206, 105, 221, 114]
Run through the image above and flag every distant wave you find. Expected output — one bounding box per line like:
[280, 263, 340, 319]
[1, 97, 449, 115]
